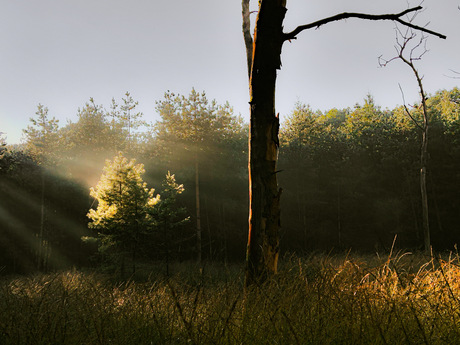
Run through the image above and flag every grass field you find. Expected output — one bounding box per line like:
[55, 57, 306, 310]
[1, 251, 460, 344]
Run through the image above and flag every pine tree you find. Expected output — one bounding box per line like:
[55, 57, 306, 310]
[23, 104, 60, 271]
[108, 92, 145, 154]
[154, 89, 244, 264]
[0, 133, 6, 160]
[151, 172, 188, 276]
[87, 152, 159, 275]
[23, 104, 59, 164]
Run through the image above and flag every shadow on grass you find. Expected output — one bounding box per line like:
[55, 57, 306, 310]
[2, 251, 460, 344]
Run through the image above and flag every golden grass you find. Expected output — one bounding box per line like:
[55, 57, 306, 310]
[1, 252, 460, 344]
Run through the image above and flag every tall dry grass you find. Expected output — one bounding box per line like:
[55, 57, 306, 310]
[1, 251, 460, 344]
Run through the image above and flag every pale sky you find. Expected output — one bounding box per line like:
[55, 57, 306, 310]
[1, 0, 459, 144]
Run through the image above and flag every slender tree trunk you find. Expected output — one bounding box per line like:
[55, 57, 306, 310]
[37, 171, 46, 271]
[391, 41, 432, 252]
[195, 159, 202, 264]
[406, 174, 421, 242]
[303, 204, 308, 250]
[429, 173, 443, 234]
[337, 182, 342, 247]
[205, 197, 212, 260]
[414, 64, 431, 252]
[165, 227, 170, 277]
[245, 0, 286, 286]
[132, 243, 136, 276]
[420, 128, 430, 251]
[295, 171, 308, 250]
[120, 256, 125, 279]
[221, 202, 228, 265]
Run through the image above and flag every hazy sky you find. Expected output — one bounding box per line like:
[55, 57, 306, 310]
[1, 0, 459, 144]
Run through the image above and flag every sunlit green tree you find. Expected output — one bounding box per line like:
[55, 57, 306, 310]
[87, 152, 160, 275]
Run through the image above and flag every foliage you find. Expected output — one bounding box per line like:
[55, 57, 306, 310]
[148, 172, 189, 273]
[5, 87, 460, 275]
[22, 104, 60, 165]
[0, 147, 92, 274]
[150, 89, 248, 262]
[0, 132, 6, 156]
[87, 152, 160, 269]
[155, 89, 242, 144]
[108, 92, 145, 154]
[152, 171, 188, 234]
[60, 98, 119, 156]
[279, 90, 460, 251]
[152, 88, 246, 165]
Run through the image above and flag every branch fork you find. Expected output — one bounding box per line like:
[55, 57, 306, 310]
[282, 6, 446, 42]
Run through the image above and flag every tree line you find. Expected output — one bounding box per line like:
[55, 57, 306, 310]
[279, 89, 460, 253]
[0, 87, 459, 275]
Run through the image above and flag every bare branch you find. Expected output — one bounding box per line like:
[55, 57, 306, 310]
[409, 34, 428, 62]
[445, 69, 460, 79]
[380, 21, 432, 133]
[381, 18, 432, 251]
[283, 6, 446, 42]
[398, 83, 424, 130]
[379, 24, 428, 68]
[382, 29, 430, 135]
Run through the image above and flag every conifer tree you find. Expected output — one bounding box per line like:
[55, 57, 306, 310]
[154, 89, 244, 265]
[108, 92, 145, 154]
[0, 133, 6, 160]
[87, 152, 160, 275]
[23, 104, 60, 271]
[151, 172, 188, 276]
[23, 104, 60, 164]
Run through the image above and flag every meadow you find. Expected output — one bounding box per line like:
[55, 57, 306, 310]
[1, 251, 460, 345]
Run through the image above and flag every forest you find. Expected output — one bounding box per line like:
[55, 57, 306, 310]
[2, 1, 460, 343]
[2, 87, 460, 345]
[1, 87, 459, 275]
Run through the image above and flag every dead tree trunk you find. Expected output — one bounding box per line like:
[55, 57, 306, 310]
[242, 0, 445, 286]
[408, 51, 431, 252]
[379, 30, 432, 252]
[245, 0, 285, 286]
[242, 0, 253, 80]
[420, 113, 430, 252]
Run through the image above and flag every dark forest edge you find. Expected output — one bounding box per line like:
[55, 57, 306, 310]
[1, 87, 460, 275]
